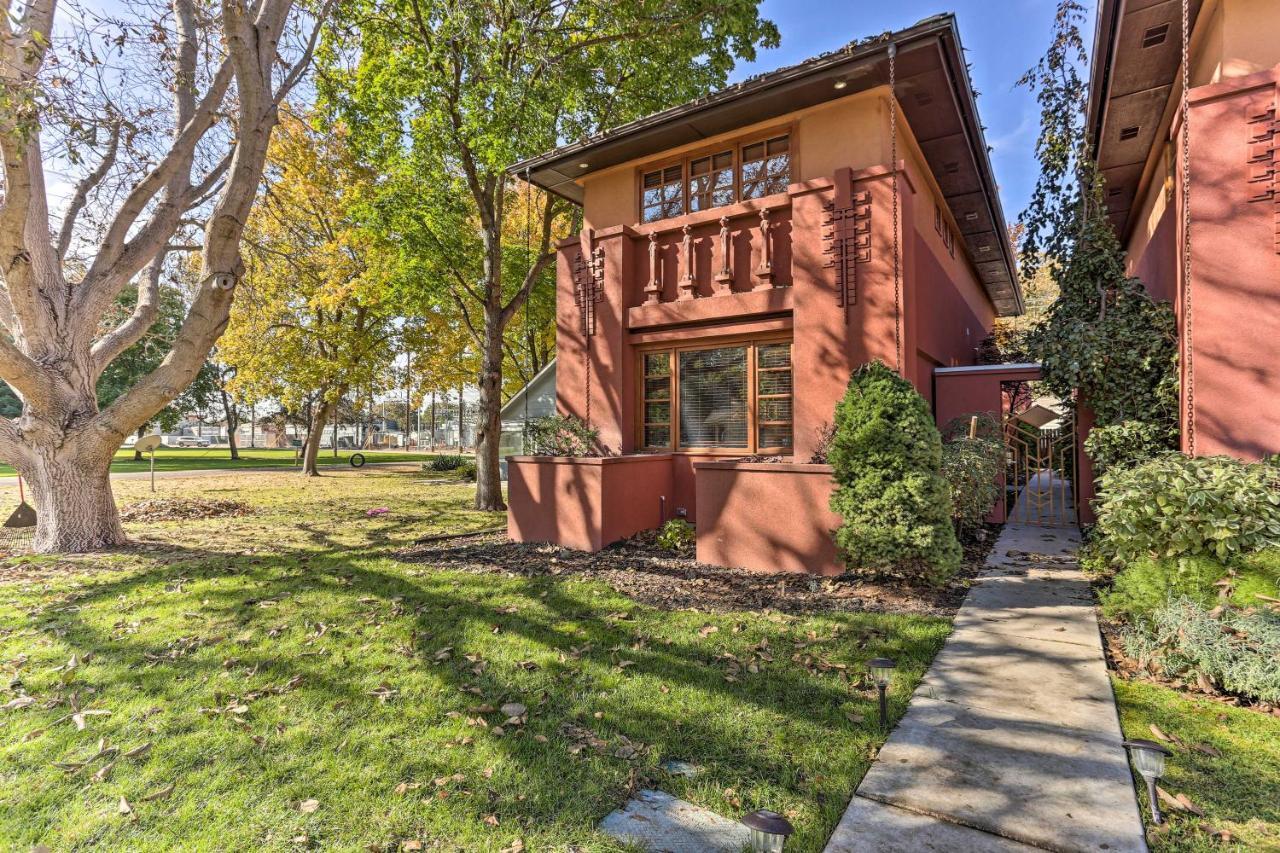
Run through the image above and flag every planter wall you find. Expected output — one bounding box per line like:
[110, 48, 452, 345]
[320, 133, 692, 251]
[506, 454, 673, 552]
[694, 460, 843, 575]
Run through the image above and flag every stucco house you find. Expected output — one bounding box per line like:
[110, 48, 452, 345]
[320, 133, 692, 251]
[1088, 0, 1280, 460]
[504, 15, 1025, 573]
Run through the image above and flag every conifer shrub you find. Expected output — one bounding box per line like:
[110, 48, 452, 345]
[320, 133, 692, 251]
[828, 361, 961, 583]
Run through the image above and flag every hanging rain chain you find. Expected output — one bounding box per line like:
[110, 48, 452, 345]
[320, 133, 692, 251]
[889, 41, 903, 374]
[572, 233, 605, 425]
[1180, 0, 1195, 454]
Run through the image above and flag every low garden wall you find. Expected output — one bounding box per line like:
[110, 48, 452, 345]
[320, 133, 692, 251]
[694, 460, 843, 575]
[506, 454, 673, 552]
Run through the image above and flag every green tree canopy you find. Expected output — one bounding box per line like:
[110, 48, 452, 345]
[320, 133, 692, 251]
[320, 0, 779, 509]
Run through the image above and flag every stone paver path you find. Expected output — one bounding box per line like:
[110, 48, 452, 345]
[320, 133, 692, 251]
[827, 509, 1146, 852]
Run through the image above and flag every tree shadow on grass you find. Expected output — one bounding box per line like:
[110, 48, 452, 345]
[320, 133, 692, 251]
[14, 537, 946, 849]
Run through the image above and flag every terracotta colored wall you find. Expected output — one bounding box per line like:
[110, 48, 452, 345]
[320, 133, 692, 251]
[547, 92, 1002, 547]
[1129, 202, 1177, 304]
[580, 88, 888, 232]
[695, 461, 842, 575]
[1181, 69, 1280, 459]
[507, 454, 674, 551]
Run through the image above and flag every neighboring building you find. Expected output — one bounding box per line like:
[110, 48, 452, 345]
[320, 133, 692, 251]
[506, 16, 1023, 569]
[1088, 0, 1280, 459]
[499, 358, 558, 461]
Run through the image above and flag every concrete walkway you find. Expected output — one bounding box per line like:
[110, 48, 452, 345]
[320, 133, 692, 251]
[826, 492, 1145, 851]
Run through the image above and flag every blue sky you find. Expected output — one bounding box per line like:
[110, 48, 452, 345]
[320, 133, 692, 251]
[728, 0, 1093, 224]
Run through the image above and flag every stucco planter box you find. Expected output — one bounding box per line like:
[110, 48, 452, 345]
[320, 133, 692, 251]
[507, 454, 674, 552]
[694, 460, 843, 575]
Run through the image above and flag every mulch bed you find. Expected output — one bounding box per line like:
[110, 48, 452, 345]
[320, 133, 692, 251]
[397, 526, 998, 617]
[119, 498, 254, 523]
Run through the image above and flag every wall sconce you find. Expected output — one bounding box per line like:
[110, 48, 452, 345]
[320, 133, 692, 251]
[741, 809, 794, 852]
[868, 657, 896, 730]
[1123, 739, 1173, 824]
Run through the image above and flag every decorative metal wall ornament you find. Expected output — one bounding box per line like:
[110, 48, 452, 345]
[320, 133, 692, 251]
[645, 232, 662, 304]
[822, 189, 872, 310]
[572, 231, 605, 336]
[678, 224, 696, 300]
[753, 208, 775, 289]
[714, 216, 734, 294]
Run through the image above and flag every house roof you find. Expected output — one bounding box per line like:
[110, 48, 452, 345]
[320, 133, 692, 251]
[510, 14, 1022, 316]
[1087, 0, 1204, 241]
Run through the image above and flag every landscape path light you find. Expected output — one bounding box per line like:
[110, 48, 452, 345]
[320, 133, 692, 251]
[1123, 738, 1173, 825]
[867, 657, 897, 730]
[740, 809, 794, 852]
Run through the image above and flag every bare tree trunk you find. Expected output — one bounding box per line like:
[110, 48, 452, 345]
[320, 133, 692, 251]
[133, 425, 146, 462]
[301, 393, 338, 476]
[474, 298, 505, 510]
[21, 439, 126, 552]
[220, 385, 240, 460]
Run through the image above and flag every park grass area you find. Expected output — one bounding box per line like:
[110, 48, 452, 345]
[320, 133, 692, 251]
[0, 469, 949, 851]
[1112, 678, 1280, 851]
[0, 447, 446, 478]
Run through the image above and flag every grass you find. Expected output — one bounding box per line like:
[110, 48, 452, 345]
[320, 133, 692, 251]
[1113, 678, 1280, 851]
[0, 469, 949, 851]
[0, 447, 447, 477]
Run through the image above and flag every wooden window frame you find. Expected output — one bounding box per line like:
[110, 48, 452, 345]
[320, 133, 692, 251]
[640, 350, 674, 450]
[634, 125, 796, 225]
[635, 333, 793, 455]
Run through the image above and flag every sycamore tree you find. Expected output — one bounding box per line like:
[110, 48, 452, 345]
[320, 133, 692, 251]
[0, 0, 327, 551]
[220, 109, 398, 476]
[321, 0, 779, 511]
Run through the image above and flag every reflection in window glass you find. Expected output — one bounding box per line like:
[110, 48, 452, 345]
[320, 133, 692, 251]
[642, 165, 684, 223]
[755, 342, 793, 449]
[689, 151, 735, 212]
[642, 351, 673, 448]
[741, 135, 791, 200]
[679, 347, 748, 448]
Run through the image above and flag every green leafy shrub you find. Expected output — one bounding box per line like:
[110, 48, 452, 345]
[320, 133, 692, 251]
[939, 412, 1001, 443]
[525, 414, 600, 457]
[1101, 548, 1280, 623]
[1083, 419, 1171, 474]
[828, 361, 961, 583]
[456, 461, 477, 481]
[656, 518, 694, 551]
[1123, 599, 1280, 704]
[429, 454, 465, 471]
[1101, 555, 1230, 622]
[941, 435, 1003, 533]
[1094, 453, 1280, 566]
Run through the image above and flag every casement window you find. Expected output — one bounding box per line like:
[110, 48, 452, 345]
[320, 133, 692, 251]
[638, 339, 793, 453]
[740, 135, 791, 200]
[688, 150, 735, 212]
[639, 132, 791, 224]
[642, 165, 685, 223]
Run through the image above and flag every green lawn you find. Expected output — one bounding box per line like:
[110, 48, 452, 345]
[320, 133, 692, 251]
[0, 447, 447, 477]
[1113, 678, 1280, 851]
[0, 470, 948, 851]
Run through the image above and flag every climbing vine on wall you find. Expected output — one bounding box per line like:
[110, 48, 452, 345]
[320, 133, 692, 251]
[1017, 2, 1179, 471]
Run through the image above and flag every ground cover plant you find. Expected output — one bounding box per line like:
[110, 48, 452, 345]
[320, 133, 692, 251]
[0, 470, 949, 851]
[1113, 678, 1280, 851]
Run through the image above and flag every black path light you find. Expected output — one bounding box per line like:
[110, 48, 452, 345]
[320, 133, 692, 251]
[741, 809, 795, 852]
[867, 657, 897, 730]
[1123, 739, 1174, 825]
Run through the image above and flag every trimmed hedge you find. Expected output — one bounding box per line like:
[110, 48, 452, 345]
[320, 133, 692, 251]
[828, 361, 961, 583]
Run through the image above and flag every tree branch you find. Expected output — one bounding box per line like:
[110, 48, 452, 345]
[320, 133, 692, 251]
[90, 253, 164, 375]
[57, 119, 121, 261]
